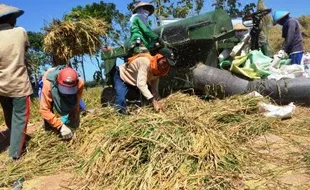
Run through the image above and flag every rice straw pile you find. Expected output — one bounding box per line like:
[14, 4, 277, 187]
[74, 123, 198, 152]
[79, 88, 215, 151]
[71, 92, 268, 189]
[43, 17, 109, 62]
[0, 87, 270, 189]
[4, 86, 309, 189]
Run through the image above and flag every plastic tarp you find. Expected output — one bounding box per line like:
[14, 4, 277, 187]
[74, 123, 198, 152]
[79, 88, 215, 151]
[222, 50, 292, 80]
[229, 50, 272, 79]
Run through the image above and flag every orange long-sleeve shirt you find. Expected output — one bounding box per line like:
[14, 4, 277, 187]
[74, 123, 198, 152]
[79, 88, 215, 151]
[39, 68, 84, 129]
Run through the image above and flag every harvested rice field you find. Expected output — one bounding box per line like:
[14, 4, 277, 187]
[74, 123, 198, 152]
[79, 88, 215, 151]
[1, 87, 310, 189]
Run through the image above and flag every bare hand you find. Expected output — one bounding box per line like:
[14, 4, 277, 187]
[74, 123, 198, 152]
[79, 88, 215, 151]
[152, 99, 164, 112]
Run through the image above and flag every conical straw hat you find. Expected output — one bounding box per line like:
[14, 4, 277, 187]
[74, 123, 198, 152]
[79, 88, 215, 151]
[0, 4, 24, 19]
[233, 23, 248, 31]
[132, 2, 154, 16]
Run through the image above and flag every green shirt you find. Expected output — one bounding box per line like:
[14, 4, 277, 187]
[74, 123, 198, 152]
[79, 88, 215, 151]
[129, 15, 158, 50]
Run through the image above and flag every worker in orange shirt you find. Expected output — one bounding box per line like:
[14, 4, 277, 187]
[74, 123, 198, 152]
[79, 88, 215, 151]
[39, 66, 84, 140]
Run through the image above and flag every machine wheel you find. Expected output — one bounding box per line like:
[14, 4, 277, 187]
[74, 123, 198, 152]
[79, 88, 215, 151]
[100, 85, 145, 108]
[101, 86, 115, 107]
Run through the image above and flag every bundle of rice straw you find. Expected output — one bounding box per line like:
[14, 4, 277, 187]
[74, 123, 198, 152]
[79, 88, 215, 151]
[43, 17, 109, 62]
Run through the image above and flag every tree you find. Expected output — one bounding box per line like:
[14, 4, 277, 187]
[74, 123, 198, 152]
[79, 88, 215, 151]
[65, 1, 129, 82]
[213, 0, 256, 18]
[65, 1, 129, 47]
[27, 31, 50, 78]
[127, 0, 204, 20]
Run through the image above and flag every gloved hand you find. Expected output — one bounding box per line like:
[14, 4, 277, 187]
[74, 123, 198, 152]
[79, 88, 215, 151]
[277, 50, 286, 59]
[60, 124, 72, 140]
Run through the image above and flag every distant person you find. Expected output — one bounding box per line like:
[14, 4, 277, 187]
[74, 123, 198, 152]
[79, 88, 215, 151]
[219, 23, 251, 61]
[273, 11, 304, 64]
[114, 48, 175, 114]
[128, 2, 162, 55]
[234, 23, 249, 41]
[233, 23, 270, 56]
[0, 4, 33, 159]
[38, 76, 43, 99]
[39, 66, 84, 140]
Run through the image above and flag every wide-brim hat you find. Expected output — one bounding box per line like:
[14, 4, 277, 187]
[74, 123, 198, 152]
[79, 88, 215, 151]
[233, 23, 248, 31]
[132, 2, 154, 16]
[0, 4, 24, 19]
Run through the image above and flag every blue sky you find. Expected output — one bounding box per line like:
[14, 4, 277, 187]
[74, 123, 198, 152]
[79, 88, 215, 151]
[3, 0, 309, 81]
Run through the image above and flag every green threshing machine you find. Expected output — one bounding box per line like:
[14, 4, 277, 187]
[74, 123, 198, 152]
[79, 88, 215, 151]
[101, 8, 239, 103]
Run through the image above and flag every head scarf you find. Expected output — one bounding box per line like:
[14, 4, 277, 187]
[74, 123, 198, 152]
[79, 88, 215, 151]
[130, 7, 150, 26]
[127, 53, 170, 76]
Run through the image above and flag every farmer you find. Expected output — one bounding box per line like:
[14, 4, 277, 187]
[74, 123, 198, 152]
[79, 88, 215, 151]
[219, 23, 251, 60]
[38, 75, 87, 115]
[40, 66, 84, 140]
[128, 2, 163, 55]
[273, 11, 304, 64]
[38, 76, 43, 99]
[114, 48, 175, 114]
[48, 55, 87, 114]
[233, 23, 270, 56]
[234, 23, 249, 41]
[0, 4, 33, 159]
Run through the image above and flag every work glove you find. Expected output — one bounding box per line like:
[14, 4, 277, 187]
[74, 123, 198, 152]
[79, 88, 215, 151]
[60, 124, 73, 140]
[277, 50, 286, 59]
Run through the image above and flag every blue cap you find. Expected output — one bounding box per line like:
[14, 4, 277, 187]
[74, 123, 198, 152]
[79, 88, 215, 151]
[272, 11, 290, 25]
[0, 4, 24, 19]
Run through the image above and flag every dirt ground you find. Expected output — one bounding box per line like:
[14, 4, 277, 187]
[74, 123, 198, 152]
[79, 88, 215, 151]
[22, 173, 75, 190]
[244, 132, 310, 189]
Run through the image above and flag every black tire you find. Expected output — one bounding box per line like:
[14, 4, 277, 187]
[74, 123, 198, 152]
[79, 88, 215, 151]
[101, 86, 115, 107]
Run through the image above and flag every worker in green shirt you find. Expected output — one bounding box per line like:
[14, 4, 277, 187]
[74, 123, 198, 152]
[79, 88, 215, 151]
[128, 2, 162, 55]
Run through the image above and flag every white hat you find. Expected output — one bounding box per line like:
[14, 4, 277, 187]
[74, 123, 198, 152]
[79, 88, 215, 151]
[0, 4, 24, 19]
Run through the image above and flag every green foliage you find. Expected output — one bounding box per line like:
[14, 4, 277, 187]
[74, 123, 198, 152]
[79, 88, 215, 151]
[213, 0, 256, 18]
[27, 31, 50, 77]
[84, 80, 102, 88]
[127, 0, 204, 19]
[28, 32, 45, 52]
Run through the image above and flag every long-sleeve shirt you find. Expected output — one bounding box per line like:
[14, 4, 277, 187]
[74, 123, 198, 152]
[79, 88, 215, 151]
[119, 57, 160, 100]
[282, 18, 304, 54]
[129, 15, 158, 50]
[40, 68, 84, 129]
